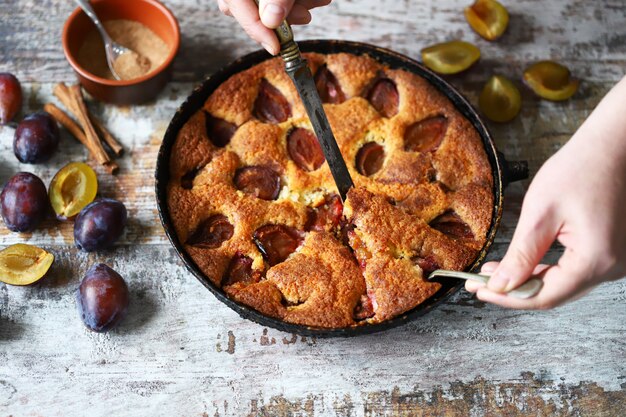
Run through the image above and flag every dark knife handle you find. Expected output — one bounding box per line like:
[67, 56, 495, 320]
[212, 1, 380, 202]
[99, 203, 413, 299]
[253, 0, 302, 67]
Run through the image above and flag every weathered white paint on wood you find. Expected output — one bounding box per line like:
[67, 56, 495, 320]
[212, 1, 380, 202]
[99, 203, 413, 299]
[0, 0, 625, 415]
[1, 244, 625, 416]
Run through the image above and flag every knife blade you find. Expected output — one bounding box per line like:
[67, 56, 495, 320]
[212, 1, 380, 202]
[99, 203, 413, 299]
[285, 61, 354, 201]
[254, 4, 354, 201]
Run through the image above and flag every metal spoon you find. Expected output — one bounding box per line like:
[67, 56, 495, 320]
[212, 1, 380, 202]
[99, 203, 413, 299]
[428, 269, 543, 299]
[74, 0, 138, 80]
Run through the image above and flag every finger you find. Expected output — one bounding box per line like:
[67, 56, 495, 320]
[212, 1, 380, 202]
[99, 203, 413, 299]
[465, 279, 485, 293]
[259, 0, 296, 28]
[287, 4, 312, 25]
[488, 202, 560, 293]
[217, 0, 232, 16]
[478, 255, 592, 310]
[481, 262, 499, 273]
[470, 263, 551, 294]
[465, 261, 499, 291]
[228, 0, 280, 55]
[465, 262, 500, 292]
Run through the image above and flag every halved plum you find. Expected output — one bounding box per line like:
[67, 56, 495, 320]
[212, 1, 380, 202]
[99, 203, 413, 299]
[404, 116, 448, 152]
[222, 253, 260, 286]
[479, 75, 521, 122]
[465, 0, 509, 41]
[366, 77, 399, 118]
[287, 127, 325, 172]
[430, 211, 474, 241]
[523, 61, 579, 101]
[205, 113, 237, 147]
[187, 214, 234, 249]
[49, 162, 98, 220]
[0, 243, 54, 286]
[234, 166, 281, 200]
[253, 78, 291, 123]
[253, 224, 303, 266]
[356, 142, 385, 177]
[421, 41, 481, 75]
[315, 65, 346, 104]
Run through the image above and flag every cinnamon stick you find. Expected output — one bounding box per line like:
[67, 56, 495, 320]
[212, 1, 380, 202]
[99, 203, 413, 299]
[103, 161, 119, 175]
[53, 83, 86, 128]
[67, 85, 108, 162]
[69, 85, 119, 174]
[44, 103, 89, 147]
[44, 102, 118, 174]
[53, 83, 124, 156]
[93, 118, 124, 156]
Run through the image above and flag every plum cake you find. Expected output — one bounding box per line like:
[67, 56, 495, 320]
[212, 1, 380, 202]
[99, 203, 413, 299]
[167, 52, 493, 328]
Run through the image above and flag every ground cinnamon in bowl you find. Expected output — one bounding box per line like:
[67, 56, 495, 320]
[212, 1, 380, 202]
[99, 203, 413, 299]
[113, 50, 151, 80]
[77, 19, 170, 81]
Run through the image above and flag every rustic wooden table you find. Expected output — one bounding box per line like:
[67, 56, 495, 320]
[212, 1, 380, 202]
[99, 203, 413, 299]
[1, 0, 625, 415]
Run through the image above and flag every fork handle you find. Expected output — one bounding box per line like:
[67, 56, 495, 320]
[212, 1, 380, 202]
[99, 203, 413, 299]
[429, 269, 543, 299]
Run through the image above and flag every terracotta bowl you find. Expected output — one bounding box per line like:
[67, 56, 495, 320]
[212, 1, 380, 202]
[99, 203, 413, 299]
[62, 0, 180, 105]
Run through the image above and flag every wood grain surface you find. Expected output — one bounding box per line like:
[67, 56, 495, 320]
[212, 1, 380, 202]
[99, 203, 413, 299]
[0, 0, 625, 416]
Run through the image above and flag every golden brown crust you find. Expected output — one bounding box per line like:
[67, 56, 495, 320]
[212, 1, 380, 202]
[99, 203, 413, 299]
[169, 111, 215, 182]
[363, 256, 441, 322]
[225, 280, 287, 319]
[167, 52, 494, 328]
[268, 232, 365, 328]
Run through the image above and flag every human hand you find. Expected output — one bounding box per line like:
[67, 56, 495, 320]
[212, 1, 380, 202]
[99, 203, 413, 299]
[466, 76, 626, 309]
[217, 0, 331, 55]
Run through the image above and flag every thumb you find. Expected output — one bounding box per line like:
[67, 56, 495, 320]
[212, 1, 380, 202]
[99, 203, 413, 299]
[488, 204, 560, 293]
[259, 0, 296, 28]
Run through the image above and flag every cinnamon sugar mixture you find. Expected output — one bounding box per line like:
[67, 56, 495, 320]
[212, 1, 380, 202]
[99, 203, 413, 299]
[77, 19, 170, 81]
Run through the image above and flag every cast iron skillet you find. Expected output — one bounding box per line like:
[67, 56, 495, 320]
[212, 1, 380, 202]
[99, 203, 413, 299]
[155, 40, 528, 337]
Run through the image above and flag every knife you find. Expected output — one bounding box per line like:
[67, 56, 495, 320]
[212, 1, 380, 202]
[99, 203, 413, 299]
[253, 4, 355, 201]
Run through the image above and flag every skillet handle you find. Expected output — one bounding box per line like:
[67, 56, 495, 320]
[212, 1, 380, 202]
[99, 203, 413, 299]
[498, 151, 529, 188]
